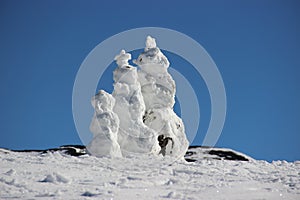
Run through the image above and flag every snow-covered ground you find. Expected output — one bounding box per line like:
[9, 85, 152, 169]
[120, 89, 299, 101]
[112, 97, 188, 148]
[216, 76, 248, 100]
[1, 147, 299, 200]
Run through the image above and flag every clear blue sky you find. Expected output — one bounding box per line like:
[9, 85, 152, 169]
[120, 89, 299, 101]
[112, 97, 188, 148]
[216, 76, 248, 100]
[0, 0, 299, 162]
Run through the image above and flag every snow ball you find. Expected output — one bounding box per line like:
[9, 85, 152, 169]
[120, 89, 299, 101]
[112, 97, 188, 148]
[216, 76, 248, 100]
[92, 90, 115, 112]
[114, 49, 131, 67]
[135, 36, 170, 69]
[40, 173, 70, 184]
[55, 173, 70, 183]
[41, 174, 55, 183]
[145, 36, 157, 50]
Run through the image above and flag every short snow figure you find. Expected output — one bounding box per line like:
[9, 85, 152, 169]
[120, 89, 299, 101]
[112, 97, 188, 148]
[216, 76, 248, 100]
[87, 90, 122, 157]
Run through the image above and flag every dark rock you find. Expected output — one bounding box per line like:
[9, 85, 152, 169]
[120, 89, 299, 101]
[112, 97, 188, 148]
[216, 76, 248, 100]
[4, 145, 250, 162]
[208, 150, 249, 161]
[184, 146, 250, 162]
[158, 135, 174, 156]
[11, 145, 87, 156]
[185, 158, 197, 162]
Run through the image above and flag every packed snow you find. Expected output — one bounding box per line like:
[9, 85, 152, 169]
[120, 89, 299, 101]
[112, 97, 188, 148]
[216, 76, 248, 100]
[87, 90, 122, 158]
[88, 36, 188, 158]
[0, 147, 299, 199]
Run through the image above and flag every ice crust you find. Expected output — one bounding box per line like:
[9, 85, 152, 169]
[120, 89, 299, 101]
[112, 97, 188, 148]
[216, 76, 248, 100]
[88, 36, 189, 158]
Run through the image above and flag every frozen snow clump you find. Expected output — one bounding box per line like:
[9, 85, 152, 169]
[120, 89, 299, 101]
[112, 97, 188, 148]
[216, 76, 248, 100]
[88, 36, 189, 158]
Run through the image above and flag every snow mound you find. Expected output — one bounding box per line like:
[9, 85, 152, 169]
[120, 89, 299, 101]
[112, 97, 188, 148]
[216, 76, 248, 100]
[88, 36, 189, 158]
[40, 173, 70, 184]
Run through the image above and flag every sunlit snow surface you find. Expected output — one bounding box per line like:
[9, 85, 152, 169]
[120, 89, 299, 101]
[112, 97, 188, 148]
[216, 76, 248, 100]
[1, 148, 299, 200]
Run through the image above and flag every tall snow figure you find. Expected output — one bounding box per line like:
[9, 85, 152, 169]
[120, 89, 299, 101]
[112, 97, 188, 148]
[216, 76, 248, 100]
[135, 36, 189, 157]
[112, 50, 160, 155]
[87, 90, 122, 157]
[88, 37, 189, 159]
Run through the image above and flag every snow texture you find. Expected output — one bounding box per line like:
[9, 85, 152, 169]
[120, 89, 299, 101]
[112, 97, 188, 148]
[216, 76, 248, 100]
[112, 49, 160, 156]
[88, 36, 189, 158]
[87, 90, 122, 157]
[1, 148, 299, 200]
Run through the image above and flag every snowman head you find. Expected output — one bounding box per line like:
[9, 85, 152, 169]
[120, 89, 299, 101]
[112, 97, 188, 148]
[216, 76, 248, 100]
[134, 36, 170, 72]
[92, 90, 115, 112]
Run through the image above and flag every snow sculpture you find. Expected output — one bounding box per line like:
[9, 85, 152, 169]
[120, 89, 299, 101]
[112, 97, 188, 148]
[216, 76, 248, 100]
[87, 90, 122, 157]
[88, 36, 189, 158]
[112, 50, 160, 155]
[135, 36, 189, 157]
